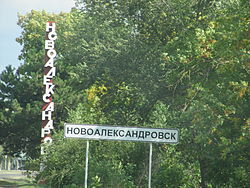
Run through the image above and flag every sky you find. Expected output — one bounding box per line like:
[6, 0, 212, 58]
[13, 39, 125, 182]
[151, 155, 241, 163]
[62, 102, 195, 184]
[0, 0, 75, 73]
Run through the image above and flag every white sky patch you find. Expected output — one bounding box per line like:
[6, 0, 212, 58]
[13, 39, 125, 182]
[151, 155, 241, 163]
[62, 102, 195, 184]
[2, 0, 75, 14]
[0, 0, 75, 72]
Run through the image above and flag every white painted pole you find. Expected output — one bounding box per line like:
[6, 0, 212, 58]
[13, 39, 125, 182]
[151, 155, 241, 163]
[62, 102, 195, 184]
[148, 143, 153, 188]
[85, 141, 89, 188]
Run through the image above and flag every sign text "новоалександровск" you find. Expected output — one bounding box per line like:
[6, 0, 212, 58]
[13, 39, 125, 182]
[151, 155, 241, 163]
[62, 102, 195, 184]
[64, 124, 179, 143]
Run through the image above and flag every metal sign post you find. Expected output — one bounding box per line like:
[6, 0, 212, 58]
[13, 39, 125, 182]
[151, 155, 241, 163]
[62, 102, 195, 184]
[85, 141, 89, 188]
[148, 143, 153, 188]
[64, 123, 179, 188]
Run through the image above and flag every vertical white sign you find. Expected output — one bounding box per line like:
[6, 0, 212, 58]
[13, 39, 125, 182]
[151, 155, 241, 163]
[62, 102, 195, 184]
[41, 22, 57, 154]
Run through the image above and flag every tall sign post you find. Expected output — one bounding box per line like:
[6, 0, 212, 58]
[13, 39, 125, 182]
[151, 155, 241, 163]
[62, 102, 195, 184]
[85, 141, 89, 188]
[41, 22, 57, 155]
[148, 143, 152, 188]
[64, 124, 179, 188]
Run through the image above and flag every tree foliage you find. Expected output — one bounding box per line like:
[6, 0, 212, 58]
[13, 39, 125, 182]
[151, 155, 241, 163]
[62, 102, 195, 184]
[0, 0, 249, 187]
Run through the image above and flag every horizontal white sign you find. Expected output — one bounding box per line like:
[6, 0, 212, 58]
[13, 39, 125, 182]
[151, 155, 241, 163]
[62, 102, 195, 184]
[64, 124, 179, 143]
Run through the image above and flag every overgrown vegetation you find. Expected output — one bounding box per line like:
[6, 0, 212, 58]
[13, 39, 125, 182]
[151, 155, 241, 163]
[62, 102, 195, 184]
[0, 0, 249, 187]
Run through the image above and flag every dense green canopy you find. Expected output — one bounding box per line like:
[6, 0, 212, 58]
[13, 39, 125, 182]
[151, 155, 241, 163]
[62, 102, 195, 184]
[0, 0, 249, 187]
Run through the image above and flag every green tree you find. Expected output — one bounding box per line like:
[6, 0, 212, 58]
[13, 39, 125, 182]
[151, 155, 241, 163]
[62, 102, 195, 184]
[0, 10, 86, 157]
[1, 0, 249, 187]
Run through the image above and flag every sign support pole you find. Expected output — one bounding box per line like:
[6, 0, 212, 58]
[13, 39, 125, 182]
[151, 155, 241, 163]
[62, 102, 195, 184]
[85, 141, 89, 188]
[64, 124, 179, 187]
[148, 143, 152, 188]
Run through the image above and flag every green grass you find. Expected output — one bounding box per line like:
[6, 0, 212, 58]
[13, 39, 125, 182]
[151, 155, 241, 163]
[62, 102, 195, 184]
[0, 170, 23, 175]
[0, 170, 45, 187]
[0, 179, 30, 187]
[0, 179, 44, 187]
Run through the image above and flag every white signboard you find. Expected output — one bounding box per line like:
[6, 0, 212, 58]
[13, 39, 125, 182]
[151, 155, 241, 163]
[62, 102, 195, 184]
[64, 124, 179, 143]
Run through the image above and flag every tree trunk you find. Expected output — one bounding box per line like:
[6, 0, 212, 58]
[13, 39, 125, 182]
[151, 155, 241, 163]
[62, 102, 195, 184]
[199, 158, 208, 188]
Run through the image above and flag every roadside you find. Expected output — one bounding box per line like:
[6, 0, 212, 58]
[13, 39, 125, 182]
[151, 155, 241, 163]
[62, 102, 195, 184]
[0, 170, 39, 188]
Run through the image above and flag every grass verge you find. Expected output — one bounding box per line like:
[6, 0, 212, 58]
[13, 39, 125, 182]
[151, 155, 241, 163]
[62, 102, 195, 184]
[0, 179, 44, 188]
[0, 170, 44, 188]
